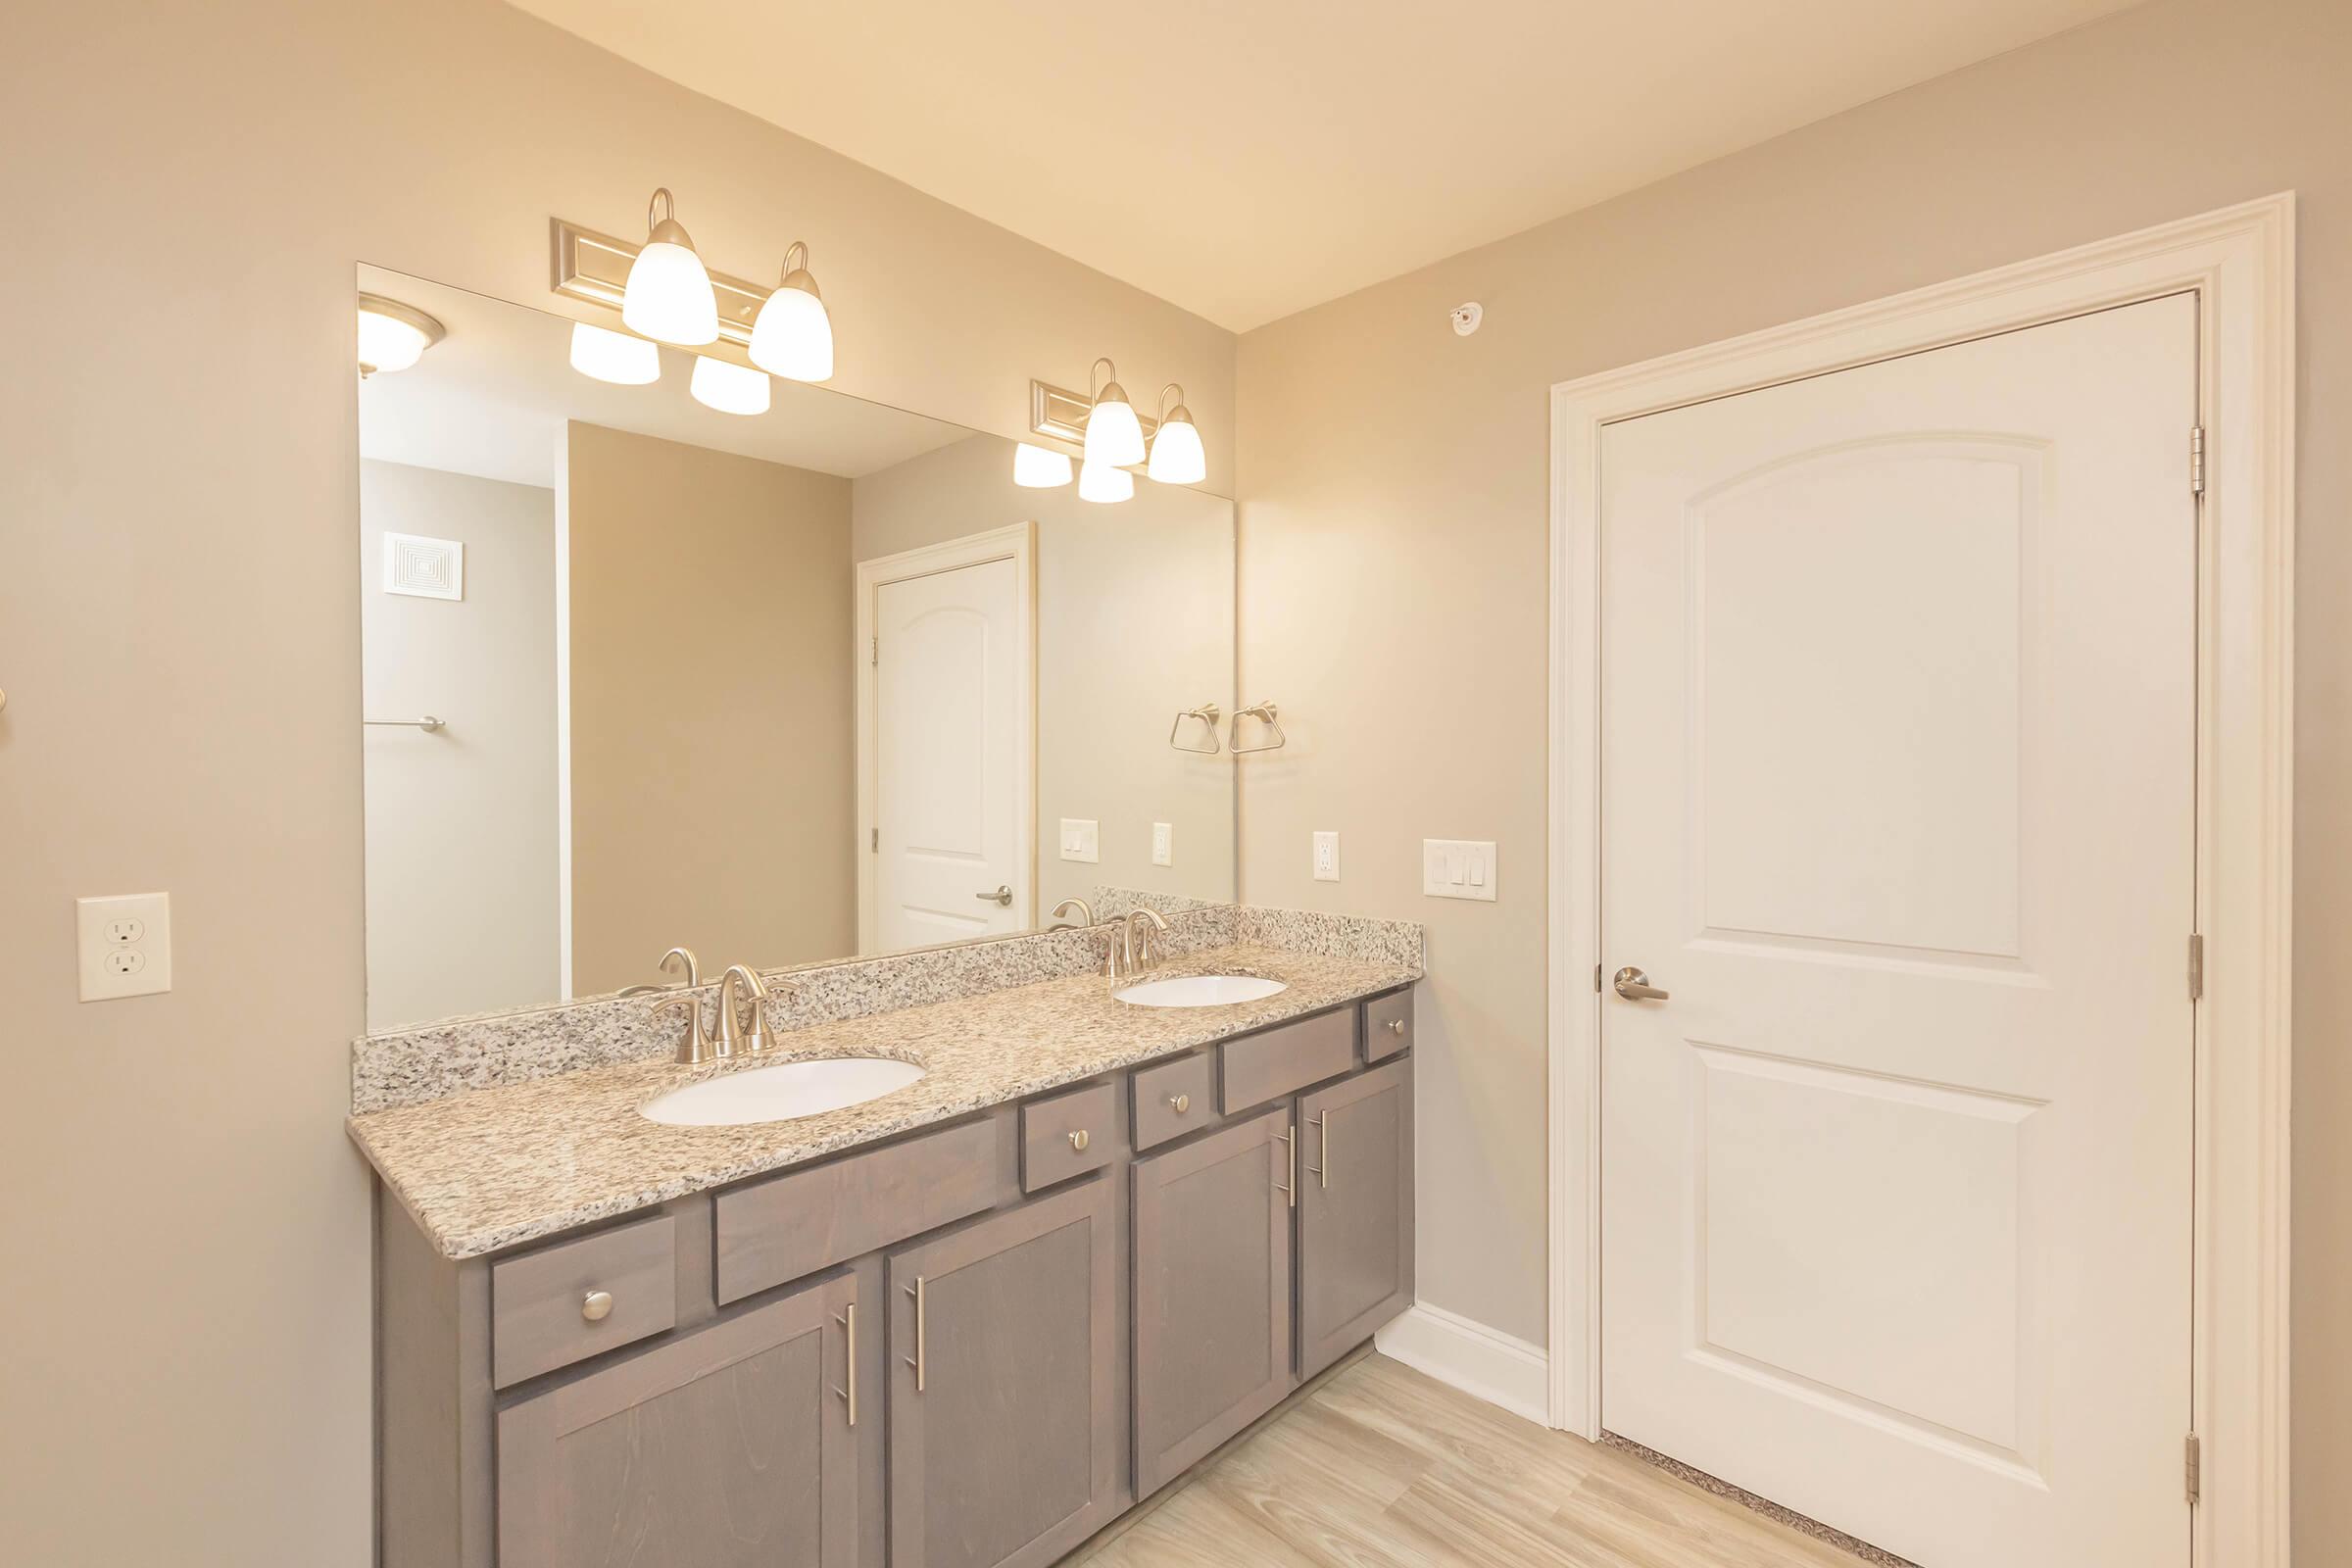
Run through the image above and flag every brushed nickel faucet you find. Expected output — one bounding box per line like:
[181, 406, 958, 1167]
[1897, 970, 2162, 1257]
[1110, 906, 1170, 983]
[1049, 898, 1097, 931]
[715, 964, 771, 1057]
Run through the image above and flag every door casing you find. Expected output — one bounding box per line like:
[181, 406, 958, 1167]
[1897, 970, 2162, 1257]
[1545, 195, 2295, 1568]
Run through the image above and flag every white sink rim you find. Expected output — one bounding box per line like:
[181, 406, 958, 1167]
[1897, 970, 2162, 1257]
[640, 1056, 926, 1127]
[1112, 973, 1291, 1008]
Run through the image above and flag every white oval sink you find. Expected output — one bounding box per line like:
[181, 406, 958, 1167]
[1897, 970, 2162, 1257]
[1113, 974, 1290, 1008]
[641, 1057, 925, 1127]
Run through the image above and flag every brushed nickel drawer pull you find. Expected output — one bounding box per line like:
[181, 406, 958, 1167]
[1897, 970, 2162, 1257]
[902, 1277, 927, 1393]
[832, 1302, 858, 1427]
[1275, 1125, 1297, 1207]
[1167, 1093, 1191, 1114]
[1308, 1112, 1329, 1189]
[580, 1289, 614, 1323]
[1068, 1128, 1091, 1152]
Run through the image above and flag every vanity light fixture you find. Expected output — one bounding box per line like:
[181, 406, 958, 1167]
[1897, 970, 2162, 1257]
[1078, 458, 1134, 504]
[1145, 384, 1206, 485]
[567, 321, 661, 385]
[690, 355, 771, 416]
[1013, 443, 1075, 488]
[1080, 357, 1147, 468]
[355, 295, 444, 377]
[748, 241, 834, 382]
[621, 188, 720, 346]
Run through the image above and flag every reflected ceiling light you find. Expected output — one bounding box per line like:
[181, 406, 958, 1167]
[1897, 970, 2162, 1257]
[1146, 383, 1206, 485]
[690, 355, 770, 416]
[356, 294, 444, 377]
[1013, 443, 1074, 488]
[568, 321, 661, 385]
[1080, 357, 1146, 468]
[621, 187, 719, 346]
[1078, 458, 1134, 504]
[749, 240, 835, 382]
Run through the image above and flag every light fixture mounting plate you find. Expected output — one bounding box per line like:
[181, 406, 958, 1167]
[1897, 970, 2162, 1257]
[1028, 378, 1159, 451]
[552, 217, 770, 349]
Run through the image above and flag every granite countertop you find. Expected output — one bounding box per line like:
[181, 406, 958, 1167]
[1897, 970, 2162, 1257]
[348, 942, 1419, 1261]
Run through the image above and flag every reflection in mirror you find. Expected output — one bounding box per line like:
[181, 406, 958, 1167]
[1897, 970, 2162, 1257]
[357, 266, 1236, 1032]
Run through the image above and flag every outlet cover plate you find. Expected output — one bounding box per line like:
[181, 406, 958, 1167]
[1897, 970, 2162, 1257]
[76, 892, 172, 1001]
[1313, 831, 1342, 882]
[1152, 822, 1173, 866]
[1422, 840, 1496, 902]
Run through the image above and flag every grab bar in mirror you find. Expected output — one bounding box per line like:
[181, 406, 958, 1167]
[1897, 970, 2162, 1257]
[365, 715, 446, 731]
[1230, 700, 1287, 755]
[1169, 703, 1222, 754]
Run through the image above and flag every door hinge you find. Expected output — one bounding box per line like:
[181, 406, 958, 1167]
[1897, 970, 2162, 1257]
[1594, 963, 1602, 994]
[870, 827, 878, 852]
[2188, 933, 2205, 1001]
[871, 636, 878, 665]
[2190, 425, 2206, 496]
[2185, 1433, 2202, 1503]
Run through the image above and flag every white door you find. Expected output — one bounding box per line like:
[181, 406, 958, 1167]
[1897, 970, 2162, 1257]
[869, 557, 1028, 951]
[1598, 296, 2196, 1567]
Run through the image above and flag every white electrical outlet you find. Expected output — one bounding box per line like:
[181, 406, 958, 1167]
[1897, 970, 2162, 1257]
[1421, 840, 1497, 902]
[1058, 818, 1101, 863]
[1152, 822, 1174, 866]
[77, 892, 172, 1001]
[1313, 831, 1342, 882]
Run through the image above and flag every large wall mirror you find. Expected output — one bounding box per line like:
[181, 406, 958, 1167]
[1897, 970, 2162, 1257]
[356, 266, 1237, 1032]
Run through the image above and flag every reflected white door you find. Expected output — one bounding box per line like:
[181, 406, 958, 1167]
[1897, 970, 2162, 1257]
[870, 557, 1027, 951]
[1598, 296, 2196, 1567]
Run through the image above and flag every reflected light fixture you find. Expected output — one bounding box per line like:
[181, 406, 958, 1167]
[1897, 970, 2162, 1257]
[568, 321, 661, 385]
[1078, 458, 1134, 504]
[1080, 357, 1146, 468]
[748, 241, 835, 382]
[1013, 443, 1074, 488]
[690, 355, 770, 416]
[621, 187, 719, 345]
[356, 294, 444, 377]
[1146, 383, 1206, 485]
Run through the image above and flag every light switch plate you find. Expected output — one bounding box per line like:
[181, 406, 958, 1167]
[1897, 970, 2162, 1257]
[77, 892, 172, 1001]
[1313, 830, 1342, 883]
[1058, 818, 1101, 863]
[1152, 822, 1173, 866]
[1422, 840, 1496, 902]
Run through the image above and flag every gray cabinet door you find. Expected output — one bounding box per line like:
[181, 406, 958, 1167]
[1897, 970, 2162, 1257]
[1298, 1055, 1415, 1379]
[1131, 1105, 1296, 1497]
[497, 1270, 859, 1568]
[887, 1176, 1119, 1568]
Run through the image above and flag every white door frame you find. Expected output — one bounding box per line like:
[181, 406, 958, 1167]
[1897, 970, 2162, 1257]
[1547, 196, 2294, 1566]
[855, 521, 1038, 953]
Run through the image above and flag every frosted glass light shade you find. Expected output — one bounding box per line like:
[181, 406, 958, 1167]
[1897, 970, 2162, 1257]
[356, 296, 442, 376]
[1013, 443, 1074, 488]
[1082, 389, 1146, 468]
[690, 355, 770, 416]
[622, 235, 718, 345]
[749, 276, 834, 382]
[1146, 410, 1206, 485]
[1078, 459, 1134, 504]
[568, 322, 661, 385]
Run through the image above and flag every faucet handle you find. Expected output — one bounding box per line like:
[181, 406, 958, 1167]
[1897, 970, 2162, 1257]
[652, 996, 713, 1066]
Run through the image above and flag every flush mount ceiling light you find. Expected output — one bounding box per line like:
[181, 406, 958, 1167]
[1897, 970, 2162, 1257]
[690, 355, 770, 416]
[1081, 357, 1146, 469]
[621, 188, 719, 346]
[1013, 443, 1074, 488]
[1146, 384, 1206, 485]
[568, 321, 661, 385]
[1078, 458, 1134, 504]
[748, 241, 834, 382]
[355, 294, 444, 377]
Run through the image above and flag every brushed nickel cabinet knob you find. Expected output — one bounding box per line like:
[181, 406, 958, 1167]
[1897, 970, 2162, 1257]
[1385, 1018, 1406, 1035]
[581, 1289, 614, 1323]
[1167, 1093, 1191, 1114]
[1068, 1129, 1091, 1152]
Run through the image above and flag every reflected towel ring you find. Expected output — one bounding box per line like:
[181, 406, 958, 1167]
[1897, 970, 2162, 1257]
[1229, 700, 1286, 755]
[1169, 703, 1222, 755]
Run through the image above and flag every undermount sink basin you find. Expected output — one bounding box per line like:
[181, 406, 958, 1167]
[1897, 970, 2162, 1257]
[1113, 974, 1290, 1008]
[641, 1057, 925, 1127]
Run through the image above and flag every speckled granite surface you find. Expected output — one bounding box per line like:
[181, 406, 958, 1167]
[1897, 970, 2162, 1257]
[348, 940, 1418, 1260]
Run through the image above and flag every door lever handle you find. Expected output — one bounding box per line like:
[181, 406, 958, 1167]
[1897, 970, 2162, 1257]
[1613, 966, 1670, 1002]
[975, 885, 1013, 906]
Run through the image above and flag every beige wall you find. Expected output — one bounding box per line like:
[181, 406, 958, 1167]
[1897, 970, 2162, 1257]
[1234, 0, 2348, 1549]
[361, 460, 560, 1028]
[0, 0, 1231, 1560]
[851, 435, 1239, 916]
[564, 422, 854, 990]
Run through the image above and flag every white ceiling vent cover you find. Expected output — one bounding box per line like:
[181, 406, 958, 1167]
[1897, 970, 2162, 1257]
[383, 532, 464, 601]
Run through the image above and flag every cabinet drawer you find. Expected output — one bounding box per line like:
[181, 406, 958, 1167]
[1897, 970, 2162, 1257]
[492, 1213, 676, 1389]
[715, 1117, 998, 1305]
[1132, 1051, 1215, 1152]
[1364, 988, 1414, 1061]
[1220, 1005, 1358, 1115]
[1021, 1080, 1118, 1193]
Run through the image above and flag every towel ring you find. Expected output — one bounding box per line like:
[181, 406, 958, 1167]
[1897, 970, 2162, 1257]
[1169, 703, 1222, 755]
[1230, 700, 1287, 755]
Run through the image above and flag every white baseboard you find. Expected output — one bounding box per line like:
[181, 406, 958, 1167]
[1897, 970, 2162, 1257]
[1374, 1301, 1551, 1427]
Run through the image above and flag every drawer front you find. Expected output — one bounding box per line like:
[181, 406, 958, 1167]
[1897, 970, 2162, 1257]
[1131, 1051, 1215, 1152]
[1364, 988, 1414, 1061]
[715, 1117, 998, 1305]
[492, 1213, 676, 1389]
[1220, 1005, 1359, 1115]
[1020, 1080, 1119, 1193]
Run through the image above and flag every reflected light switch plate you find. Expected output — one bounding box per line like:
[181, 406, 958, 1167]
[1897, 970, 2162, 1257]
[1422, 840, 1496, 902]
[1059, 819, 1101, 863]
[1152, 822, 1173, 866]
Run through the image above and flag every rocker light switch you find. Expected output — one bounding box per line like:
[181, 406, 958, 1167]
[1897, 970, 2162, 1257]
[1422, 840, 1496, 902]
[1058, 819, 1101, 863]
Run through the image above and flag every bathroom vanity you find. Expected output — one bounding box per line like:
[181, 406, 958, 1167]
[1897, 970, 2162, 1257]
[357, 941, 1417, 1568]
